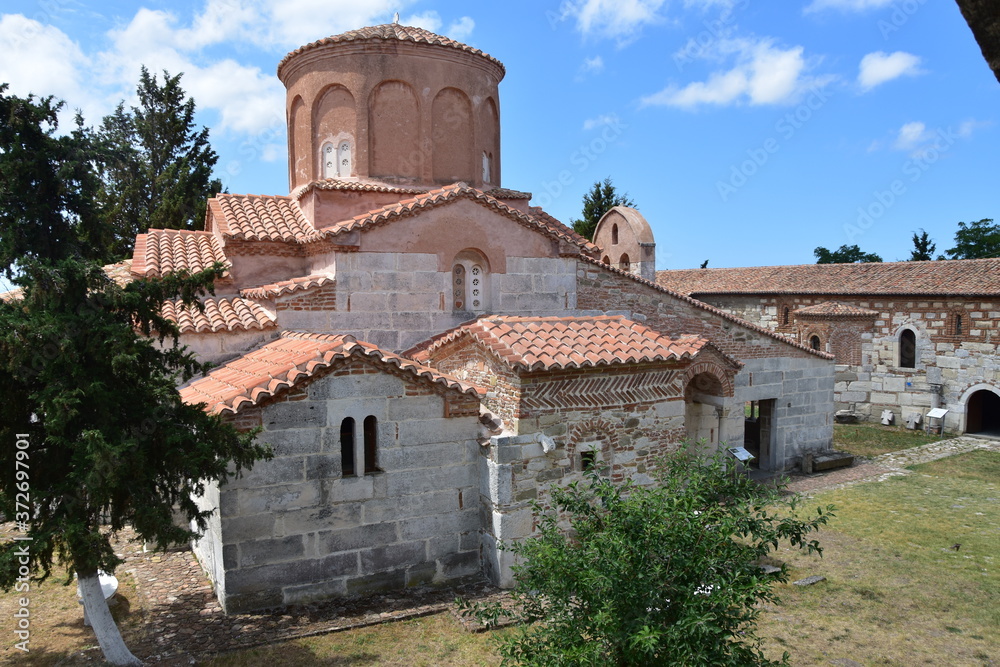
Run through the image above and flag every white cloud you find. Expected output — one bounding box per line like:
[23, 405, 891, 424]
[894, 121, 929, 152]
[0, 15, 103, 121]
[583, 113, 620, 130]
[643, 38, 825, 109]
[403, 10, 442, 33]
[858, 51, 922, 91]
[560, 0, 666, 42]
[447, 17, 475, 41]
[804, 0, 894, 13]
[580, 55, 605, 74]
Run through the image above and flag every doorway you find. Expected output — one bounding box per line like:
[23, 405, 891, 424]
[744, 400, 775, 470]
[966, 389, 1000, 435]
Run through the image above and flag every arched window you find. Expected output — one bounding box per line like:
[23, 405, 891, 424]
[809, 335, 821, 351]
[619, 253, 630, 272]
[782, 306, 790, 326]
[452, 249, 490, 312]
[340, 417, 356, 476]
[611, 223, 619, 245]
[899, 329, 916, 368]
[482, 151, 491, 184]
[954, 314, 963, 336]
[363, 416, 379, 474]
[602, 255, 611, 264]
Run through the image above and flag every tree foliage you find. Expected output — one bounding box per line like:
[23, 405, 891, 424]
[464, 450, 833, 666]
[813, 244, 882, 264]
[571, 177, 636, 241]
[908, 229, 938, 261]
[0, 86, 267, 665]
[944, 218, 1000, 259]
[97, 67, 222, 261]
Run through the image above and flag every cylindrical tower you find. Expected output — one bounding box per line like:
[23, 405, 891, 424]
[278, 24, 505, 191]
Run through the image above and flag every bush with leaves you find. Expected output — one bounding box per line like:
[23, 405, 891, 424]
[463, 448, 833, 666]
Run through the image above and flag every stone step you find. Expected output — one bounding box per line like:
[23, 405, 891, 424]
[813, 451, 855, 472]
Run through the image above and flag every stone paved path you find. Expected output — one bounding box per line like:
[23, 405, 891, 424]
[73, 435, 1000, 664]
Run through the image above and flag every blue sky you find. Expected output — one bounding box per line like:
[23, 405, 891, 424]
[2, 0, 997, 269]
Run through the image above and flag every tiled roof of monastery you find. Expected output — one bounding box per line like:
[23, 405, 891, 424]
[1, 260, 135, 303]
[292, 179, 430, 199]
[483, 187, 532, 200]
[132, 230, 230, 278]
[278, 24, 505, 76]
[656, 259, 1000, 297]
[324, 184, 600, 255]
[578, 255, 833, 359]
[240, 274, 335, 299]
[160, 297, 276, 333]
[180, 331, 483, 415]
[211, 194, 322, 243]
[794, 301, 879, 318]
[528, 206, 595, 250]
[410, 314, 720, 373]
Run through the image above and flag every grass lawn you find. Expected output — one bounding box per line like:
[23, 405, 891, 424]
[833, 422, 944, 458]
[757, 449, 1000, 666]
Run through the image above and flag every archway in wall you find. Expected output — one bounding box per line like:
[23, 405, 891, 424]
[966, 389, 1000, 435]
[685, 372, 724, 450]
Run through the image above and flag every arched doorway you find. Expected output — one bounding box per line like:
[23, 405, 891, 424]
[685, 372, 724, 448]
[966, 389, 1000, 435]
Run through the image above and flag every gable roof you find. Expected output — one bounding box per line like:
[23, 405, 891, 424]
[160, 297, 276, 333]
[278, 24, 505, 79]
[292, 179, 429, 200]
[180, 331, 483, 415]
[794, 301, 879, 318]
[131, 230, 230, 278]
[656, 259, 1000, 297]
[323, 183, 599, 255]
[409, 314, 730, 373]
[579, 255, 832, 359]
[240, 274, 335, 300]
[210, 193, 322, 243]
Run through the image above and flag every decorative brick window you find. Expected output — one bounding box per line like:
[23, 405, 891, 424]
[809, 335, 822, 351]
[452, 249, 490, 313]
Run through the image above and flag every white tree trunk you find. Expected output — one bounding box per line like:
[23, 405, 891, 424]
[77, 571, 143, 666]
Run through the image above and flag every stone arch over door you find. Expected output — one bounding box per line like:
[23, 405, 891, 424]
[684, 365, 731, 450]
[369, 80, 420, 181]
[432, 87, 474, 184]
[960, 384, 1000, 434]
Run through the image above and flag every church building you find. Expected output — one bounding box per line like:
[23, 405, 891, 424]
[130, 23, 838, 612]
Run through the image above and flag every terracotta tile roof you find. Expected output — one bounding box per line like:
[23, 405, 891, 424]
[278, 24, 505, 78]
[483, 187, 532, 200]
[410, 315, 720, 373]
[292, 179, 429, 200]
[131, 230, 230, 278]
[180, 331, 484, 415]
[656, 259, 1000, 297]
[240, 274, 335, 300]
[160, 297, 276, 334]
[578, 255, 832, 359]
[324, 184, 599, 255]
[212, 194, 321, 243]
[528, 206, 597, 252]
[1, 259, 135, 302]
[794, 301, 879, 318]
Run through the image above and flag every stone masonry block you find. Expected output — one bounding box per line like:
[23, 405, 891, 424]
[306, 453, 341, 480]
[282, 578, 347, 606]
[226, 552, 358, 594]
[397, 419, 475, 446]
[398, 510, 478, 542]
[276, 504, 362, 537]
[262, 401, 327, 430]
[324, 475, 376, 503]
[362, 490, 459, 524]
[309, 373, 404, 401]
[221, 514, 276, 543]
[237, 481, 321, 515]
[377, 442, 466, 471]
[318, 522, 398, 554]
[384, 466, 476, 497]
[346, 569, 406, 596]
[386, 396, 443, 421]
[360, 542, 427, 573]
[225, 456, 304, 490]
[238, 535, 304, 567]
[258, 428, 322, 456]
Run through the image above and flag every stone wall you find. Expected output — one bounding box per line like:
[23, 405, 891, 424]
[479, 367, 689, 586]
[194, 359, 482, 613]
[575, 262, 834, 470]
[701, 295, 1000, 433]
